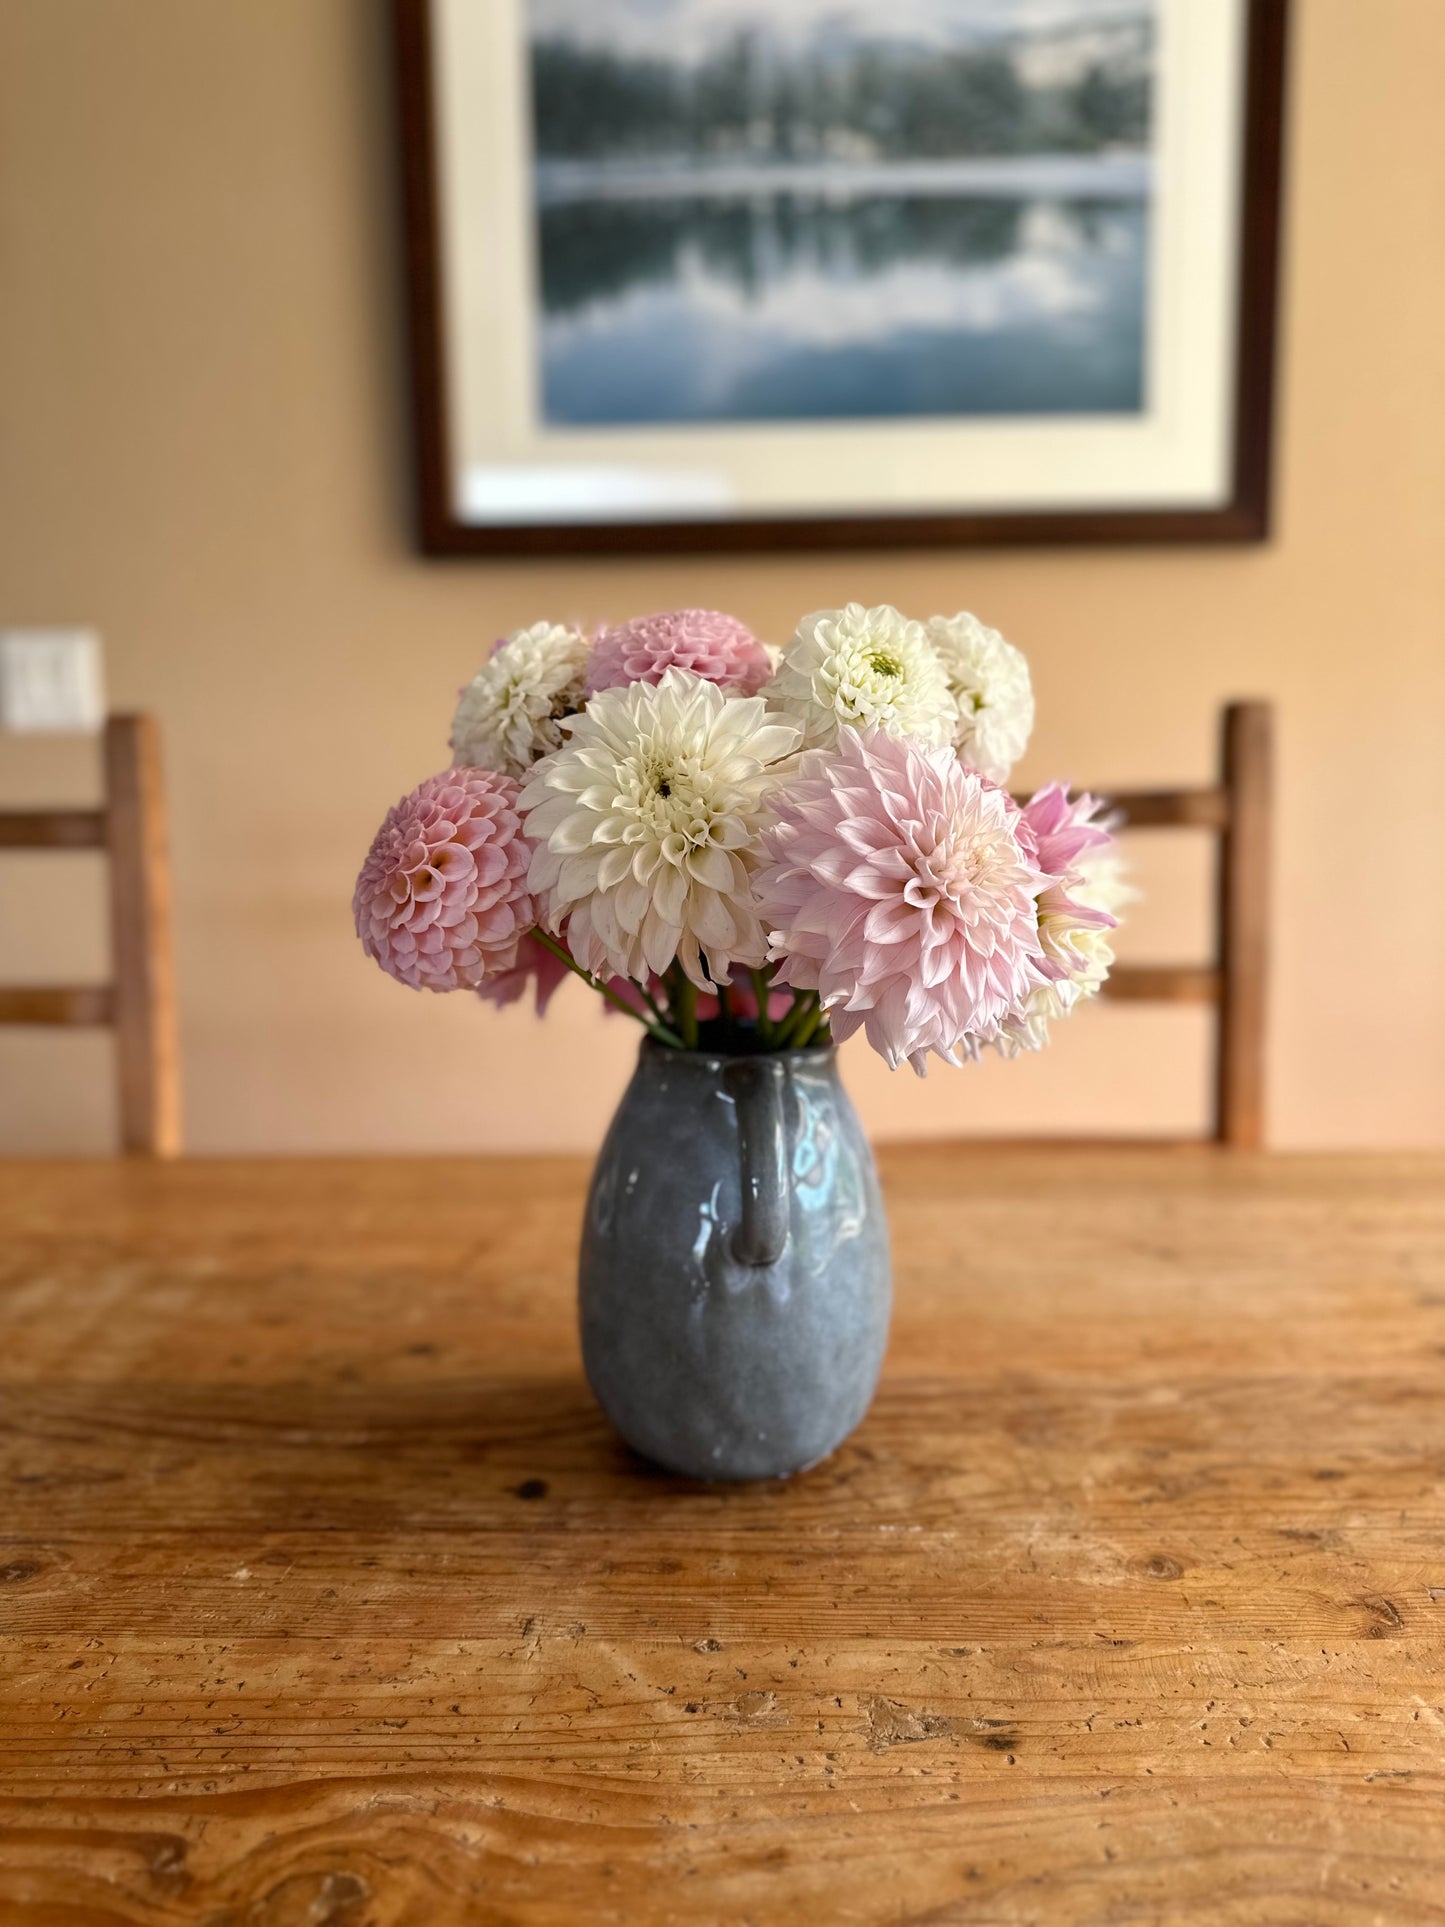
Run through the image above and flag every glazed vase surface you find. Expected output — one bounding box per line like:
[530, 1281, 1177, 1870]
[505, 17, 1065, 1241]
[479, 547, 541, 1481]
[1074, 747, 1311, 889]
[579, 1039, 891, 1481]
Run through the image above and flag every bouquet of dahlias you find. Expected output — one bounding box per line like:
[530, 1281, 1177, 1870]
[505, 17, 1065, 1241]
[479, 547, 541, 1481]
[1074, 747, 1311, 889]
[354, 605, 1126, 1074]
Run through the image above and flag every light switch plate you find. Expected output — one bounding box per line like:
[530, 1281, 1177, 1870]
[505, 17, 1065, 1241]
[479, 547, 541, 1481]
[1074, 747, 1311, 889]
[0, 629, 106, 731]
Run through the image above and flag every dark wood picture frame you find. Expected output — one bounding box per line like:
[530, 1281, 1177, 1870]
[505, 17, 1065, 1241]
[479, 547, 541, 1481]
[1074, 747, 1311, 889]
[393, 0, 1288, 557]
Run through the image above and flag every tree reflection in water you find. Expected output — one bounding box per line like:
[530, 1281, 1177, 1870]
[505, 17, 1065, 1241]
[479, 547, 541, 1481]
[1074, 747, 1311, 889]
[537, 195, 1029, 317]
[534, 191, 1147, 424]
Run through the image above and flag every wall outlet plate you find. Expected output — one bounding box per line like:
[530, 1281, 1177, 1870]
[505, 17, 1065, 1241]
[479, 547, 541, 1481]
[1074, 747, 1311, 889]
[0, 630, 106, 731]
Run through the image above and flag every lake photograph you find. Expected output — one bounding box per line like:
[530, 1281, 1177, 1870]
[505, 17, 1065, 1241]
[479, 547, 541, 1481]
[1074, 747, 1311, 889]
[525, 0, 1156, 428]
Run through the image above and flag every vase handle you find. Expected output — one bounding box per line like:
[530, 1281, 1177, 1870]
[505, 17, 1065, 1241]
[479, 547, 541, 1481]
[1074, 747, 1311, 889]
[723, 1056, 790, 1267]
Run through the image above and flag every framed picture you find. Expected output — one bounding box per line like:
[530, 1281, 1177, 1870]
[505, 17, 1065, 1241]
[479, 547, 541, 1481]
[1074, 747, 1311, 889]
[394, 0, 1287, 555]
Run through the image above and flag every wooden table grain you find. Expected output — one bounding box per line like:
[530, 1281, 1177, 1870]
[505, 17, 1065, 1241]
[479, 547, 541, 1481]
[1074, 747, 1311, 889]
[2, 1150, 1444, 1924]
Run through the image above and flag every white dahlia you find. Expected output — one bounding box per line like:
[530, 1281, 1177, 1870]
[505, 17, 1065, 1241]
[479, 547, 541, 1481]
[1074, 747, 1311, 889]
[450, 621, 590, 777]
[769, 603, 953, 750]
[518, 668, 800, 990]
[925, 611, 1034, 783]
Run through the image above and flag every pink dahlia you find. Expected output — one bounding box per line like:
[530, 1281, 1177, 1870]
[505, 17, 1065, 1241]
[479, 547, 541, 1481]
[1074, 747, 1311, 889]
[755, 727, 1051, 1073]
[1019, 781, 1113, 880]
[354, 767, 533, 992]
[1017, 783, 1118, 981]
[584, 608, 772, 698]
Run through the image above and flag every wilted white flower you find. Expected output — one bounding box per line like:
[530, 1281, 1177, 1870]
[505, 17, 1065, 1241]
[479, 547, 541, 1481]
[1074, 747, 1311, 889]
[519, 668, 799, 990]
[993, 928, 1115, 1055]
[450, 621, 589, 777]
[769, 603, 953, 750]
[925, 611, 1034, 783]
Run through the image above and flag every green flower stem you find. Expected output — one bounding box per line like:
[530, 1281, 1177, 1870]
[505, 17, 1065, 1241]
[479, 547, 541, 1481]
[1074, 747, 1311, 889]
[660, 959, 686, 1031]
[750, 969, 776, 1046]
[772, 990, 819, 1050]
[792, 1002, 828, 1049]
[673, 973, 699, 1050]
[634, 979, 670, 1028]
[530, 931, 686, 1049]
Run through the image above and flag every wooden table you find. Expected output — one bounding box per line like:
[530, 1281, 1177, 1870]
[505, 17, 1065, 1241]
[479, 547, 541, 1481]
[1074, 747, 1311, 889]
[2, 1151, 1443, 1923]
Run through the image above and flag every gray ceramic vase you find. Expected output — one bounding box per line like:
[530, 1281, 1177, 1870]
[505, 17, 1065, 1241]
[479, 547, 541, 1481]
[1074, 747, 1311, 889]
[580, 1038, 891, 1481]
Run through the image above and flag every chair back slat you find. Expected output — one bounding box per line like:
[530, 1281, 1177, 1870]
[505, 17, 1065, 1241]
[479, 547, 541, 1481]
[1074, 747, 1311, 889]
[1105, 789, 1230, 831]
[0, 809, 107, 849]
[0, 985, 116, 1025]
[1103, 966, 1221, 1004]
[0, 714, 181, 1156]
[1031, 700, 1273, 1147]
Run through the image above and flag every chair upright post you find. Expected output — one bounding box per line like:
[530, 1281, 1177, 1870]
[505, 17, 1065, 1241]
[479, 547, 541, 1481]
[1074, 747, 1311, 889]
[1215, 702, 1272, 1148]
[104, 715, 181, 1156]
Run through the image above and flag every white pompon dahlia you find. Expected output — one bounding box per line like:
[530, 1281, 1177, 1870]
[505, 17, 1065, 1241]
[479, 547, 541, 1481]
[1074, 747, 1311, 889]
[755, 727, 1051, 1074]
[925, 611, 1034, 783]
[450, 621, 590, 777]
[769, 603, 953, 750]
[518, 668, 800, 990]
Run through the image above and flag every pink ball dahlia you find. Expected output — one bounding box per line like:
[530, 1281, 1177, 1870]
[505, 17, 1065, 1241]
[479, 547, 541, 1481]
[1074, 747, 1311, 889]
[584, 608, 772, 698]
[354, 767, 534, 992]
[755, 727, 1051, 1073]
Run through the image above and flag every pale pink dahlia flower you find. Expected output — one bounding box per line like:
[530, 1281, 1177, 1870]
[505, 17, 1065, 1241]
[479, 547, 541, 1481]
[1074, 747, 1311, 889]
[354, 767, 534, 992]
[585, 608, 773, 699]
[1018, 783, 1118, 982]
[474, 932, 570, 1017]
[755, 727, 1051, 1073]
[990, 784, 1123, 1056]
[1020, 781, 1113, 877]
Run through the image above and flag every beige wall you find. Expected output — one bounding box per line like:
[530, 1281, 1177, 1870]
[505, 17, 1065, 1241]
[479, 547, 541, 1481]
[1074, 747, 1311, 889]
[1, 0, 1442, 1155]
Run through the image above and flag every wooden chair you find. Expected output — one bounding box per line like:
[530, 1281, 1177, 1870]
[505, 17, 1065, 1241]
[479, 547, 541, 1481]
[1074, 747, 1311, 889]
[1061, 700, 1272, 1148]
[0, 714, 181, 1156]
